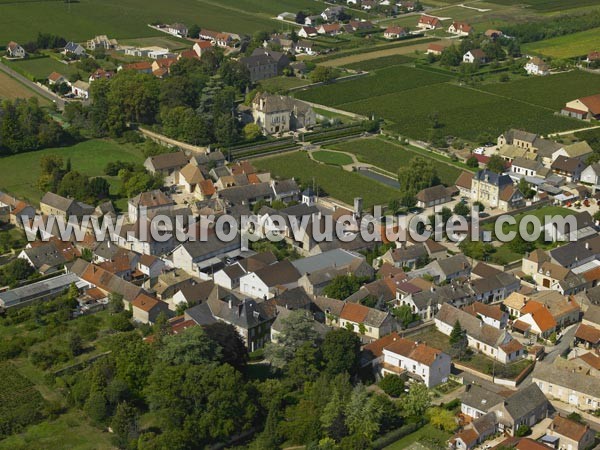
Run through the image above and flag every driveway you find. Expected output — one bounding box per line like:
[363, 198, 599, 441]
[543, 323, 578, 364]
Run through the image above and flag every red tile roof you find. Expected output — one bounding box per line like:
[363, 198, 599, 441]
[575, 323, 600, 345]
[521, 301, 557, 332]
[363, 331, 401, 358]
[384, 337, 444, 365]
[132, 293, 161, 312]
[340, 302, 369, 323]
[550, 416, 591, 442]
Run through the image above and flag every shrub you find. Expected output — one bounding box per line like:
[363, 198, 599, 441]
[378, 374, 405, 397]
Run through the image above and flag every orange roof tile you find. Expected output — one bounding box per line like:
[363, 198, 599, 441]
[340, 302, 369, 323]
[132, 293, 161, 312]
[550, 416, 591, 442]
[521, 301, 557, 332]
[575, 323, 600, 344]
[363, 332, 401, 358]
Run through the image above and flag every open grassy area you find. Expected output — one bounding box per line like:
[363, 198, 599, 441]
[523, 28, 600, 59]
[485, 0, 600, 12]
[258, 76, 311, 93]
[384, 423, 452, 450]
[342, 54, 415, 71]
[6, 57, 79, 80]
[253, 151, 401, 207]
[0, 409, 115, 450]
[0, 0, 308, 43]
[0, 70, 49, 104]
[119, 35, 190, 50]
[311, 150, 354, 166]
[325, 137, 462, 186]
[0, 139, 145, 205]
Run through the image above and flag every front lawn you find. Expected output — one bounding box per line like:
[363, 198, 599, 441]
[311, 150, 354, 166]
[384, 423, 452, 450]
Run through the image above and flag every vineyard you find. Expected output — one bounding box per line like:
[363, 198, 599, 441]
[0, 362, 46, 438]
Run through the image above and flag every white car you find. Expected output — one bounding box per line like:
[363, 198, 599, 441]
[473, 147, 485, 155]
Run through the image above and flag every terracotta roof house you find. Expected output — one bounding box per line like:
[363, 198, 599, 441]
[417, 15, 441, 30]
[463, 48, 486, 64]
[131, 293, 170, 324]
[562, 93, 600, 120]
[516, 300, 557, 339]
[339, 302, 394, 340]
[525, 56, 550, 76]
[384, 26, 407, 39]
[426, 43, 446, 56]
[47, 71, 66, 85]
[448, 21, 472, 36]
[381, 337, 451, 387]
[544, 415, 595, 450]
[463, 301, 508, 329]
[455, 171, 474, 196]
[575, 323, 600, 348]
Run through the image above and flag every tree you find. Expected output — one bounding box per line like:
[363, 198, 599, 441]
[518, 177, 535, 199]
[310, 66, 339, 83]
[203, 322, 248, 370]
[345, 385, 380, 440]
[453, 201, 470, 217]
[243, 123, 262, 141]
[68, 332, 84, 357]
[404, 382, 430, 417]
[265, 310, 320, 367]
[486, 154, 506, 173]
[322, 329, 361, 376]
[449, 320, 468, 360]
[515, 424, 531, 437]
[108, 292, 124, 313]
[466, 156, 479, 168]
[111, 401, 139, 449]
[157, 326, 221, 366]
[84, 390, 109, 424]
[378, 374, 405, 397]
[296, 11, 307, 24]
[427, 407, 457, 432]
[322, 274, 368, 299]
[392, 304, 415, 328]
[397, 157, 440, 202]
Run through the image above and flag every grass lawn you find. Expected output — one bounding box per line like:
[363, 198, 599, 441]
[119, 35, 190, 50]
[0, 71, 50, 104]
[253, 151, 401, 207]
[482, 206, 572, 233]
[258, 76, 311, 93]
[325, 137, 462, 186]
[6, 57, 79, 80]
[523, 28, 600, 59]
[384, 423, 452, 450]
[0, 139, 145, 205]
[0, 225, 27, 254]
[0, 409, 115, 450]
[311, 150, 354, 166]
[342, 54, 414, 71]
[485, 0, 600, 12]
[0, 0, 313, 43]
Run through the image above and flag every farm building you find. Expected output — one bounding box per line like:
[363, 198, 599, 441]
[562, 94, 600, 120]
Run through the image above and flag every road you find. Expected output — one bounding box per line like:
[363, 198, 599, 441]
[0, 61, 66, 110]
[542, 323, 578, 364]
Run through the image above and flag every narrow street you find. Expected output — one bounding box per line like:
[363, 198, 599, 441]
[0, 61, 66, 110]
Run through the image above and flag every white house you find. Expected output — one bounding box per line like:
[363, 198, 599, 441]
[525, 57, 549, 76]
[581, 163, 600, 191]
[381, 337, 451, 387]
[298, 26, 318, 38]
[137, 254, 165, 279]
[463, 302, 508, 329]
[63, 42, 86, 56]
[448, 22, 472, 36]
[239, 260, 300, 299]
[71, 80, 90, 99]
[463, 49, 486, 64]
[6, 41, 26, 58]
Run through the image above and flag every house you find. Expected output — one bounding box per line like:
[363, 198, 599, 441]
[384, 26, 407, 40]
[86, 35, 117, 50]
[0, 273, 86, 309]
[525, 57, 550, 76]
[544, 415, 596, 450]
[239, 53, 278, 82]
[421, 253, 471, 282]
[461, 384, 507, 419]
[417, 15, 441, 30]
[0, 192, 34, 227]
[530, 290, 581, 327]
[455, 171, 474, 196]
[575, 323, 600, 349]
[71, 80, 90, 99]
[485, 29, 503, 39]
[171, 232, 242, 275]
[463, 301, 508, 329]
[436, 303, 524, 363]
[47, 72, 66, 85]
[6, 41, 26, 58]
[63, 41, 86, 56]
[381, 243, 429, 269]
[19, 241, 70, 274]
[192, 40, 213, 57]
[513, 300, 557, 339]
[167, 23, 188, 37]
[415, 184, 453, 208]
[144, 151, 190, 175]
[120, 61, 153, 74]
[213, 252, 277, 290]
[450, 412, 497, 449]
[239, 260, 300, 299]
[463, 49, 486, 64]
[321, 5, 345, 22]
[128, 190, 174, 222]
[137, 254, 165, 279]
[298, 26, 318, 38]
[131, 293, 170, 324]
[488, 383, 549, 436]
[88, 68, 114, 83]
[40, 192, 94, 218]
[380, 337, 451, 387]
[178, 163, 205, 195]
[251, 92, 316, 134]
[448, 22, 472, 36]
[338, 302, 394, 339]
[562, 94, 600, 120]
[551, 156, 586, 182]
[427, 43, 446, 56]
[317, 23, 342, 36]
[543, 211, 596, 242]
[471, 169, 523, 210]
[511, 157, 544, 177]
[558, 141, 594, 161]
[533, 363, 600, 412]
[344, 20, 375, 34]
[294, 41, 315, 56]
[251, 48, 290, 74]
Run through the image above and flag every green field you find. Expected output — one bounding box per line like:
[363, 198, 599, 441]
[258, 76, 311, 93]
[253, 151, 401, 207]
[298, 68, 591, 142]
[523, 28, 600, 59]
[342, 54, 415, 71]
[485, 0, 600, 11]
[0, 0, 317, 43]
[326, 137, 462, 186]
[6, 57, 79, 80]
[0, 139, 145, 205]
[480, 70, 600, 110]
[296, 65, 451, 106]
[384, 423, 452, 450]
[311, 150, 354, 166]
